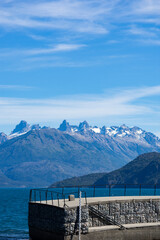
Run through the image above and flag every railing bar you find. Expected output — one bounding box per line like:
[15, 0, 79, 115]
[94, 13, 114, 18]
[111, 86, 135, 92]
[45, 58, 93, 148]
[46, 190, 48, 204]
[34, 190, 36, 202]
[29, 189, 32, 202]
[109, 185, 111, 197]
[51, 192, 53, 205]
[57, 193, 60, 207]
[139, 184, 141, 196]
[124, 184, 126, 196]
[93, 185, 95, 197]
[30, 184, 159, 204]
[154, 184, 157, 196]
[39, 191, 41, 203]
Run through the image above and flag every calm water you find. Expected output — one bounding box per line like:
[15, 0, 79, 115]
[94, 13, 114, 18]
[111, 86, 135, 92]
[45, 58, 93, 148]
[1, 187, 160, 240]
[0, 188, 30, 240]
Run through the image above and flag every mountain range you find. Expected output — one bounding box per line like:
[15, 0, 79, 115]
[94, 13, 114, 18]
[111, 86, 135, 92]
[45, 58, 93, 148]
[0, 120, 160, 187]
[51, 152, 160, 187]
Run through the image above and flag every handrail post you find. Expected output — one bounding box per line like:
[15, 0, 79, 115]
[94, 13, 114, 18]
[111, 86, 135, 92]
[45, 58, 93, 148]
[85, 192, 87, 205]
[109, 185, 111, 197]
[93, 185, 95, 197]
[124, 184, 126, 196]
[139, 184, 141, 196]
[51, 192, 53, 205]
[39, 191, 41, 203]
[34, 190, 36, 202]
[46, 190, 48, 204]
[154, 184, 157, 196]
[63, 194, 65, 207]
[57, 193, 60, 207]
[29, 189, 32, 202]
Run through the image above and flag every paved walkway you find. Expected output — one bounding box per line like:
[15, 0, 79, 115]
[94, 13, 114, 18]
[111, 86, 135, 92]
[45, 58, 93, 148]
[34, 195, 160, 208]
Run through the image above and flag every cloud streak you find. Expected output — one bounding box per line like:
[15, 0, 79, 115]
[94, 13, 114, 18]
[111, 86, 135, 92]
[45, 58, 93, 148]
[0, 44, 86, 57]
[0, 0, 160, 36]
[0, 85, 33, 90]
[0, 0, 112, 34]
[0, 0, 159, 71]
[0, 86, 160, 124]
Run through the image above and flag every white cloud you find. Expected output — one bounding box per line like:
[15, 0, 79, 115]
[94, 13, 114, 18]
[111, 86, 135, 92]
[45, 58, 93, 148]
[0, 0, 112, 34]
[24, 44, 86, 55]
[0, 86, 160, 124]
[0, 44, 86, 57]
[132, 0, 160, 16]
[0, 0, 159, 36]
[128, 25, 158, 37]
[0, 0, 159, 71]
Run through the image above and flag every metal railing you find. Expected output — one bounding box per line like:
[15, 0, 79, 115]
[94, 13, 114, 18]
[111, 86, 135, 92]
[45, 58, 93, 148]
[29, 184, 160, 207]
[88, 205, 125, 230]
[29, 188, 87, 207]
[52, 184, 160, 196]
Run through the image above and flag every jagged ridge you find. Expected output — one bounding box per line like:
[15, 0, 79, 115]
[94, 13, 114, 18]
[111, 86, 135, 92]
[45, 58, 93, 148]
[0, 120, 160, 187]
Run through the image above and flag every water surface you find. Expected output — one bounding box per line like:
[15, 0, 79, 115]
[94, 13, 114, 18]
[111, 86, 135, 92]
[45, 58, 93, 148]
[1, 187, 159, 239]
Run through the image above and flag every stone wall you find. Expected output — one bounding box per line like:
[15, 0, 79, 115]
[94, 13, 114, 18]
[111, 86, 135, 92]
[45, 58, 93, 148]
[29, 199, 160, 237]
[29, 203, 89, 236]
[89, 199, 160, 227]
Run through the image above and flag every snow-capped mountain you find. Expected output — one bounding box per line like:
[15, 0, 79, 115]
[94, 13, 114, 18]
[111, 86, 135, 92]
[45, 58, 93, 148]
[7, 120, 49, 140]
[57, 120, 160, 147]
[1, 120, 160, 148]
[0, 120, 160, 187]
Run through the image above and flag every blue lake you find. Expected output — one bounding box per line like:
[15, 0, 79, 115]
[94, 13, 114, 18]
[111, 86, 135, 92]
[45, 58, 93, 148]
[1, 187, 160, 240]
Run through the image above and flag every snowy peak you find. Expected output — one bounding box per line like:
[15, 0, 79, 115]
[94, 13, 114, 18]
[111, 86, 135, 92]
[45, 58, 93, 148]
[8, 121, 47, 140]
[1, 120, 159, 148]
[91, 126, 101, 133]
[58, 120, 71, 132]
[11, 120, 30, 135]
[31, 124, 41, 130]
[99, 125, 145, 139]
[58, 120, 100, 133]
[57, 120, 160, 146]
[79, 121, 90, 131]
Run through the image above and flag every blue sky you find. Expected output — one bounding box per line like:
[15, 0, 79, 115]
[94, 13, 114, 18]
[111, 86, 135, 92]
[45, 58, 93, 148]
[0, 0, 160, 135]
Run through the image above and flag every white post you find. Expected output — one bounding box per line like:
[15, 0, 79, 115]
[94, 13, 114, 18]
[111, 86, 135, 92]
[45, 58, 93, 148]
[79, 191, 81, 240]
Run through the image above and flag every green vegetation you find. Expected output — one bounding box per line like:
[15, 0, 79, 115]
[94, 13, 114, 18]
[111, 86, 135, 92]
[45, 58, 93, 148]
[51, 152, 160, 187]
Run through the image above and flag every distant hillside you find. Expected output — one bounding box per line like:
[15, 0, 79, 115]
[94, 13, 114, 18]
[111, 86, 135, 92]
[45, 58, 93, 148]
[1, 120, 160, 187]
[51, 152, 160, 187]
[50, 172, 107, 187]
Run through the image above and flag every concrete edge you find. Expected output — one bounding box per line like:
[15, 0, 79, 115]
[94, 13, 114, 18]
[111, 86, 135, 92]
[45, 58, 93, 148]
[89, 222, 160, 232]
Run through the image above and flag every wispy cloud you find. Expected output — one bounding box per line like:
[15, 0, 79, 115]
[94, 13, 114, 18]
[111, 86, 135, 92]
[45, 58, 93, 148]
[0, 53, 130, 71]
[0, 0, 160, 71]
[0, 44, 86, 57]
[0, 0, 112, 34]
[0, 86, 160, 124]
[0, 0, 159, 36]
[126, 24, 160, 45]
[131, 0, 160, 16]
[0, 85, 33, 90]
[128, 25, 158, 37]
[139, 39, 160, 45]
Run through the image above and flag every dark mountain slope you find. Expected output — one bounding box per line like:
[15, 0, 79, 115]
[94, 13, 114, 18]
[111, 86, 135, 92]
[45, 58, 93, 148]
[95, 152, 160, 185]
[51, 152, 160, 187]
[50, 172, 107, 187]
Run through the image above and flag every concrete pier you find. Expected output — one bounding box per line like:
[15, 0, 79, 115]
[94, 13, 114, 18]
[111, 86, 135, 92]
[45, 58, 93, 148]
[28, 196, 160, 240]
